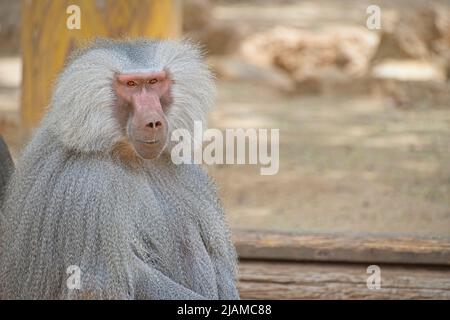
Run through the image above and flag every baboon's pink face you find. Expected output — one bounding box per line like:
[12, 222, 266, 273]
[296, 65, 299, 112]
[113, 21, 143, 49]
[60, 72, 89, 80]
[113, 70, 173, 159]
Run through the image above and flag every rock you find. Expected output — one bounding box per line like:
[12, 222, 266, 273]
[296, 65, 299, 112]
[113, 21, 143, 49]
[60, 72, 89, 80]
[372, 5, 450, 63]
[239, 25, 379, 94]
[239, 26, 380, 82]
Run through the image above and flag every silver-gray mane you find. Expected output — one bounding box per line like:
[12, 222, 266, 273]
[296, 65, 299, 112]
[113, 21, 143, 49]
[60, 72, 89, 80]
[46, 38, 215, 153]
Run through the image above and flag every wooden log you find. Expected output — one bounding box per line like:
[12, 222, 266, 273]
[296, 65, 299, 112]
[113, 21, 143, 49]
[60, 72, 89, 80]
[21, 0, 181, 127]
[233, 229, 450, 266]
[238, 260, 450, 300]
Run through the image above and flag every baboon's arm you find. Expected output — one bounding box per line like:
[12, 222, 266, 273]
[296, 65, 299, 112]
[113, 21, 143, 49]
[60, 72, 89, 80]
[133, 257, 205, 300]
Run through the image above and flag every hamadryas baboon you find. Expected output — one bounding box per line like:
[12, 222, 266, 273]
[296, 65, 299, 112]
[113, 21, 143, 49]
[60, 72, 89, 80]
[0, 39, 239, 300]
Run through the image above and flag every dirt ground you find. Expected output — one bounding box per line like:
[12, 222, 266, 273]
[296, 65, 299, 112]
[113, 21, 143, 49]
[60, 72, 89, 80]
[209, 80, 450, 238]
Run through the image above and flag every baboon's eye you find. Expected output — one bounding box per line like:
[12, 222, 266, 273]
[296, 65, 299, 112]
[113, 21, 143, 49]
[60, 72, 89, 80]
[148, 79, 158, 84]
[127, 80, 137, 87]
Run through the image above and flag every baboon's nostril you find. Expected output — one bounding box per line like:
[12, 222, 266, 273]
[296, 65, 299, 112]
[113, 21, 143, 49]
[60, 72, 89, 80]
[146, 120, 162, 129]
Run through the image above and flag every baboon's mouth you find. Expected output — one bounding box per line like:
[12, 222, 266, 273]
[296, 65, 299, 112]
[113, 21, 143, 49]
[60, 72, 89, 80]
[137, 139, 159, 145]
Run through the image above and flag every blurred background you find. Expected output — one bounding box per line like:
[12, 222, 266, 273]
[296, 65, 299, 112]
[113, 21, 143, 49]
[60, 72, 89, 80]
[0, 0, 449, 239]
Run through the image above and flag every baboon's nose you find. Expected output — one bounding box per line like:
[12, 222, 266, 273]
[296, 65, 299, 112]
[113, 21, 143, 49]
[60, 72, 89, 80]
[146, 120, 163, 129]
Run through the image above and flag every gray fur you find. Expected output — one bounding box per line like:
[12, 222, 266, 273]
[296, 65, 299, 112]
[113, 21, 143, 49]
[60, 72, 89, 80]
[0, 39, 239, 299]
[0, 136, 14, 202]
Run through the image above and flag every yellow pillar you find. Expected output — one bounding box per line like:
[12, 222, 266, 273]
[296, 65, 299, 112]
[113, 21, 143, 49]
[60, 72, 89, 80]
[21, 0, 181, 127]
